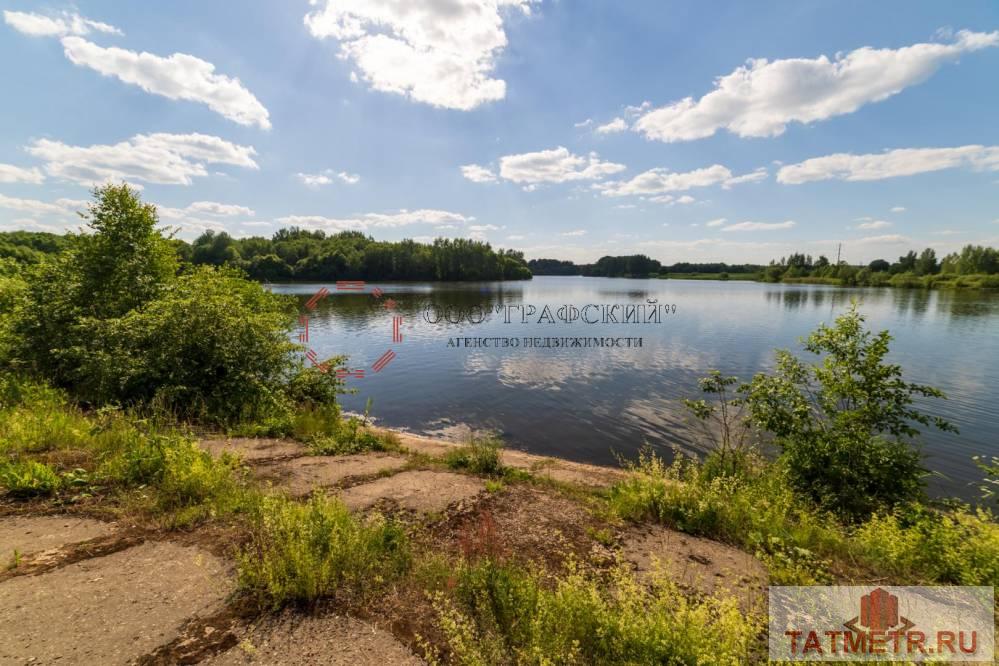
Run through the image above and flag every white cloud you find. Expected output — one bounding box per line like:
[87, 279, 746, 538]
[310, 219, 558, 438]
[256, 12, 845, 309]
[3, 9, 121, 37]
[931, 229, 962, 236]
[275, 209, 472, 232]
[596, 164, 764, 197]
[0, 163, 45, 184]
[705, 218, 727, 228]
[855, 234, 910, 244]
[634, 30, 998, 142]
[0, 194, 87, 216]
[596, 117, 627, 134]
[159, 201, 255, 219]
[560, 229, 587, 237]
[468, 224, 500, 232]
[27, 133, 258, 186]
[498, 147, 625, 184]
[461, 164, 497, 183]
[304, 0, 535, 111]
[506, 234, 525, 240]
[777, 145, 999, 184]
[573, 118, 593, 128]
[856, 220, 891, 230]
[296, 169, 361, 188]
[721, 167, 768, 189]
[59, 37, 271, 129]
[721, 220, 796, 232]
[891, 206, 906, 213]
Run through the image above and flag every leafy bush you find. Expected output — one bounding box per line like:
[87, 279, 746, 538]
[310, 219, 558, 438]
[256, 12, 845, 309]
[742, 304, 953, 520]
[0, 460, 61, 497]
[974, 455, 999, 507]
[238, 493, 410, 608]
[854, 505, 999, 586]
[445, 436, 504, 476]
[433, 558, 760, 665]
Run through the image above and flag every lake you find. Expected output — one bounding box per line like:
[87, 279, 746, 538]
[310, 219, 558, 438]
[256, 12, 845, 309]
[272, 277, 999, 500]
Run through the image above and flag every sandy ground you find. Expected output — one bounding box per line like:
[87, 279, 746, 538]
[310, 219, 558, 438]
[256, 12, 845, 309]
[254, 453, 410, 496]
[204, 611, 424, 665]
[337, 469, 484, 512]
[621, 525, 768, 611]
[0, 541, 232, 665]
[200, 437, 308, 461]
[0, 515, 114, 560]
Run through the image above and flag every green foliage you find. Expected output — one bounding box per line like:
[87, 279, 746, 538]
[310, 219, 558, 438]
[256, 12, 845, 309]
[433, 558, 760, 665]
[73, 265, 298, 422]
[0, 460, 61, 497]
[682, 370, 753, 478]
[974, 455, 999, 507]
[608, 450, 842, 584]
[237, 493, 410, 608]
[854, 505, 999, 586]
[445, 436, 504, 476]
[742, 304, 951, 520]
[189, 228, 531, 281]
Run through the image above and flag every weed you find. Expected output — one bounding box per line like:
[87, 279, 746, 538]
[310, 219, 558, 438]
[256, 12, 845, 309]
[237, 493, 410, 608]
[445, 436, 503, 476]
[433, 558, 761, 664]
[0, 460, 62, 497]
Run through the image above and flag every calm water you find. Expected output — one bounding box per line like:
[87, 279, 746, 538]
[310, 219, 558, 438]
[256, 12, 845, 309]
[273, 277, 999, 500]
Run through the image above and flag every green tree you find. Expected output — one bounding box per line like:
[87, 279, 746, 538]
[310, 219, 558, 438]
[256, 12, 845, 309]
[742, 304, 954, 520]
[914, 248, 939, 276]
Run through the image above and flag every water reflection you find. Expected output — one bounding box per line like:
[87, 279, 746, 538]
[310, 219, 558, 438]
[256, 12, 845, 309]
[273, 278, 999, 500]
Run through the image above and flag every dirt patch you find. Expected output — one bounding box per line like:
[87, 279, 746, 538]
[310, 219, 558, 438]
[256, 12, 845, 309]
[437, 485, 611, 571]
[255, 454, 410, 496]
[620, 526, 768, 611]
[0, 515, 115, 560]
[0, 540, 233, 665]
[203, 611, 424, 665]
[201, 437, 307, 462]
[338, 470, 484, 513]
[502, 450, 627, 488]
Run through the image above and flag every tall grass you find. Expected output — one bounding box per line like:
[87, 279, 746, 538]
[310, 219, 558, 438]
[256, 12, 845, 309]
[431, 558, 761, 665]
[608, 449, 845, 584]
[237, 493, 410, 608]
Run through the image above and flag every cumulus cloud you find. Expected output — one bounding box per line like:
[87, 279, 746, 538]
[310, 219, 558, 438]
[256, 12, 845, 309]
[296, 169, 361, 188]
[460, 164, 497, 183]
[891, 206, 906, 213]
[304, 0, 536, 111]
[721, 220, 796, 232]
[777, 145, 999, 184]
[0, 163, 45, 184]
[59, 37, 271, 129]
[721, 167, 768, 189]
[633, 30, 998, 142]
[274, 209, 472, 232]
[705, 218, 727, 228]
[506, 234, 525, 240]
[560, 229, 587, 237]
[498, 147, 625, 184]
[158, 201, 255, 220]
[3, 9, 121, 37]
[0, 194, 87, 216]
[856, 234, 910, 244]
[596, 164, 764, 197]
[26, 133, 258, 186]
[468, 224, 500, 232]
[856, 220, 891, 230]
[596, 117, 627, 134]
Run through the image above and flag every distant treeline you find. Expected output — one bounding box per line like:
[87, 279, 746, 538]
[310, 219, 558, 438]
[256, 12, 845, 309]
[0, 228, 532, 282]
[529, 255, 662, 277]
[528, 256, 763, 277]
[761, 246, 999, 288]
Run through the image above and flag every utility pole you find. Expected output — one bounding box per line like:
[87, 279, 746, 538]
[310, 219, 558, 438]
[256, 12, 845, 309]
[836, 243, 842, 265]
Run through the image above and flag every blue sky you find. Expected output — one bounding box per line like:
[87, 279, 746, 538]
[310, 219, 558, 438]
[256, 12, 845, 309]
[1, 0, 997, 264]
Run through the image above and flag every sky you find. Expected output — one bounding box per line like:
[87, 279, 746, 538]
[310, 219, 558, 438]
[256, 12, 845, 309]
[0, 0, 997, 265]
